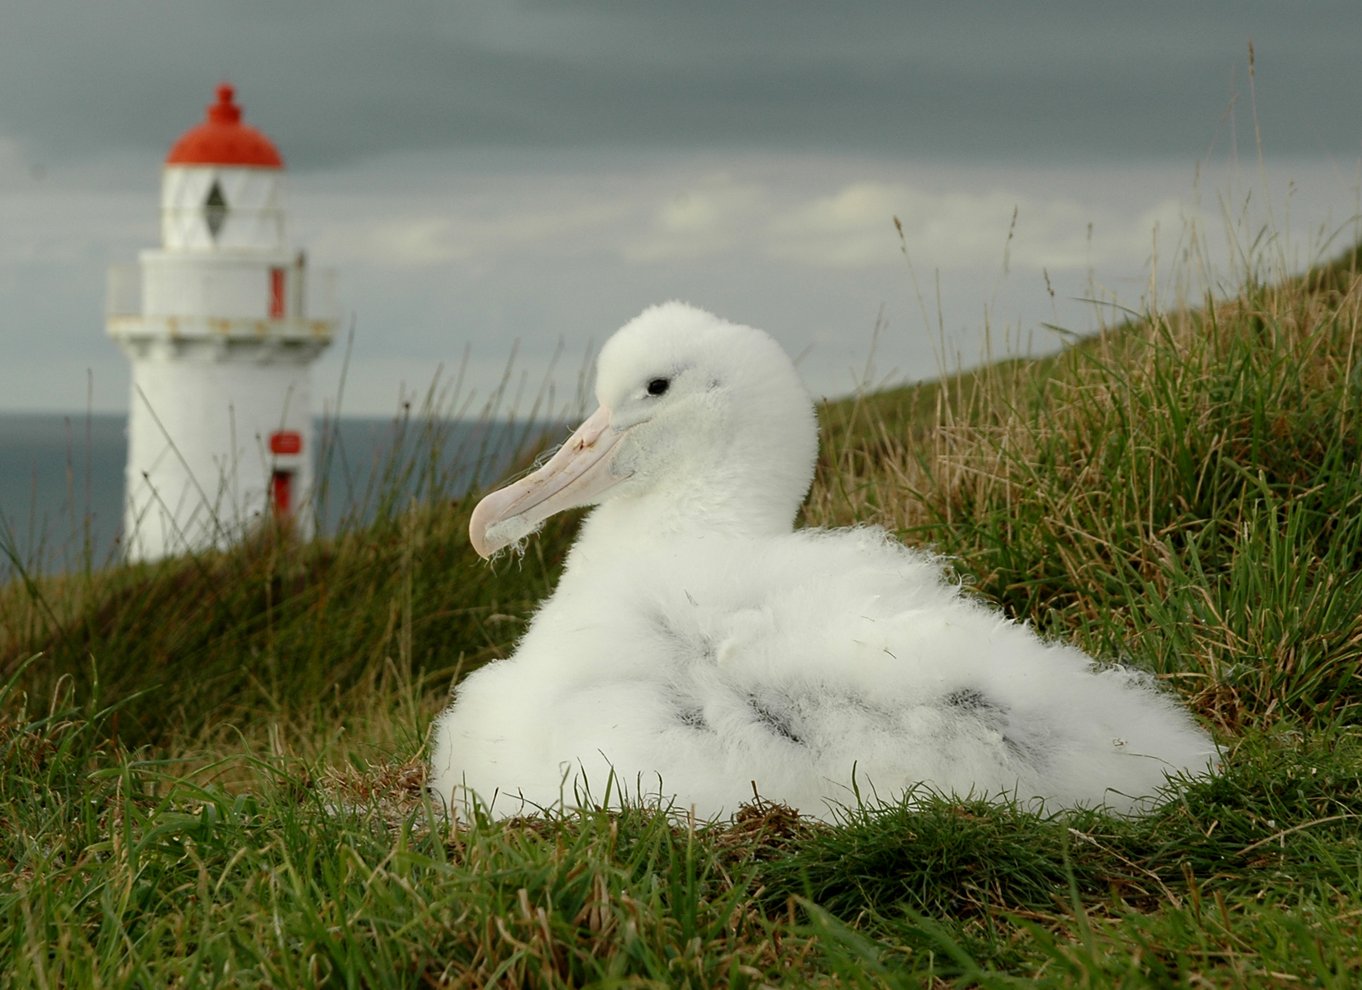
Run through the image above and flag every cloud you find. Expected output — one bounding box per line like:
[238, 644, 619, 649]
[620, 175, 767, 262]
[759, 181, 1154, 274]
[307, 186, 633, 270]
[766, 182, 910, 268]
[0, 134, 34, 179]
[599, 169, 1217, 282]
[450, 199, 634, 260]
[758, 178, 1216, 279]
[365, 218, 466, 266]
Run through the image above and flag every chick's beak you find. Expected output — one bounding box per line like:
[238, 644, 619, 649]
[469, 405, 626, 558]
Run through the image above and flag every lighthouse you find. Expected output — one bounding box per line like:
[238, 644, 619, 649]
[106, 83, 337, 562]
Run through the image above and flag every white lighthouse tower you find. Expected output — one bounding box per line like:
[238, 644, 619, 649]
[107, 83, 337, 562]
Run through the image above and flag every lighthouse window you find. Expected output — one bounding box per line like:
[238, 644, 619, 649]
[269, 268, 286, 318]
[204, 180, 228, 240]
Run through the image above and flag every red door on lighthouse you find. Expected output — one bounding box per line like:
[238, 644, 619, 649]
[270, 469, 293, 517]
[269, 430, 303, 519]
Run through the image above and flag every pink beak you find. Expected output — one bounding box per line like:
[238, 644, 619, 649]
[469, 405, 627, 558]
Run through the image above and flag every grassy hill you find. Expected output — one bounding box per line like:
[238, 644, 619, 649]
[2, 244, 1361, 986]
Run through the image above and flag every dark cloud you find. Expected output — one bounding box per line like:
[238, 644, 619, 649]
[4, 1, 1359, 171]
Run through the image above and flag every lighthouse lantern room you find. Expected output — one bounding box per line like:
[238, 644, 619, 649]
[107, 83, 337, 561]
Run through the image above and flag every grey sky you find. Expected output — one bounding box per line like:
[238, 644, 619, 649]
[7, 2, 1358, 167]
[3, 2, 1361, 415]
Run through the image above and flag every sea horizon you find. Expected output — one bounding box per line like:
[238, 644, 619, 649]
[0, 410, 556, 576]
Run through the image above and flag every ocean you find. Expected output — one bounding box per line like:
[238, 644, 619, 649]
[0, 412, 554, 575]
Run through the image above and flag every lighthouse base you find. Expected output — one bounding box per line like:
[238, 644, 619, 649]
[119, 338, 324, 563]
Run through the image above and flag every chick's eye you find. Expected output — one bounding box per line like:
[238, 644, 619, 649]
[646, 377, 670, 397]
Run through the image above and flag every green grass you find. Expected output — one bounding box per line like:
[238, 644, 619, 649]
[3, 240, 1362, 986]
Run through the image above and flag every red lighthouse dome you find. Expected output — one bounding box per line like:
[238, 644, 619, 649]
[165, 83, 283, 168]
